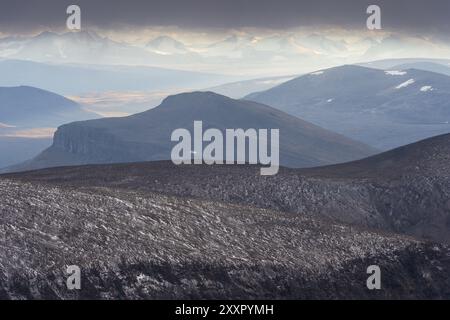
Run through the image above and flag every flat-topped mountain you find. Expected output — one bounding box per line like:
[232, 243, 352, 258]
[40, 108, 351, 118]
[9, 91, 376, 172]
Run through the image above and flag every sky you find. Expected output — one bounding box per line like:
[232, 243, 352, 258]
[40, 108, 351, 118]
[0, 0, 449, 36]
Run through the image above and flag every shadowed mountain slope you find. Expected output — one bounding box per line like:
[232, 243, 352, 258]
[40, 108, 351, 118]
[8, 91, 376, 172]
[246, 65, 450, 149]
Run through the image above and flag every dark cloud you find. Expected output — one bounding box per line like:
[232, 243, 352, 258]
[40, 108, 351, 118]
[0, 0, 449, 34]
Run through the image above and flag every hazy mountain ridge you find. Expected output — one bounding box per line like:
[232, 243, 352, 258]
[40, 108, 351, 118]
[0, 86, 96, 127]
[0, 59, 235, 96]
[207, 75, 297, 99]
[0, 85, 99, 169]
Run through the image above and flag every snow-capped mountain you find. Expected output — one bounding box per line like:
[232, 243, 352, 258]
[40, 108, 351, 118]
[2, 30, 449, 76]
[0, 30, 182, 66]
[145, 36, 189, 55]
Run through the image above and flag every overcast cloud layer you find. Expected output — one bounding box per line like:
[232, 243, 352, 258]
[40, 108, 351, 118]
[1, 0, 449, 35]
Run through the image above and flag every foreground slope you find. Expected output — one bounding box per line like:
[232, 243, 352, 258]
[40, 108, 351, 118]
[0, 178, 449, 299]
[11, 134, 450, 244]
[9, 91, 375, 172]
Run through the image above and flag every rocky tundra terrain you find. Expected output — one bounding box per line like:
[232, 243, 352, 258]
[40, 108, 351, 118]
[0, 178, 449, 299]
[1, 134, 450, 299]
[10, 134, 450, 244]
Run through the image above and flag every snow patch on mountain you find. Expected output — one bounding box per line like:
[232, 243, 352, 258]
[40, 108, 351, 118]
[0, 122, 16, 128]
[385, 70, 407, 76]
[310, 71, 324, 76]
[396, 79, 415, 89]
[420, 86, 433, 92]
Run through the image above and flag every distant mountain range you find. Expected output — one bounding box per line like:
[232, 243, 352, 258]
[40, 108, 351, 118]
[5, 91, 376, 172]
[0, 31, 324, 74]
[0, 59, 235, 96]
[5, 30, 448, 76]
[0, 31, 184, 67]
[246, 65, 450, 149]
[146, 36, 189, 55]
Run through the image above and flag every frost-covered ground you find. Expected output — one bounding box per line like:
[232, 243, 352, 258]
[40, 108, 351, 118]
[0, 178, 449, 299]
[1, 134, 450, 299]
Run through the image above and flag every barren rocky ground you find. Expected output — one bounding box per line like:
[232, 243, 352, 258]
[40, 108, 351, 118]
[0, 178, 449, 299]
[9, 134, 450, 244]
[1, 134, 450, 299]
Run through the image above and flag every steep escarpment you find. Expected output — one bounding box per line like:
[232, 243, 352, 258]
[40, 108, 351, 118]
[50, 123, 166, 164]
